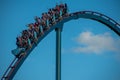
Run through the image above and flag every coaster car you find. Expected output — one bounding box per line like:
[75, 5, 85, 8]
[12, 48, 25, 58]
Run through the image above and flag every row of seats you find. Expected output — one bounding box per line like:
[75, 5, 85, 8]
[12, 3, 69, 58]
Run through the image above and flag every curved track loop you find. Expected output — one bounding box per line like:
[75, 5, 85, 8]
[1, 11, 120, 80]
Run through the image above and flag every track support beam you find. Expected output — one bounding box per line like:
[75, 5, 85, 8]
[55, 26, 62, 80]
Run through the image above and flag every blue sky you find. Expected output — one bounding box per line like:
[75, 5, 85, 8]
[0, 0, 120, 80]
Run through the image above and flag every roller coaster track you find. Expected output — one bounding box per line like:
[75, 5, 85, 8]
[1, 11, 120, 80]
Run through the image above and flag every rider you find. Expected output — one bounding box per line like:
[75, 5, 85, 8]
[48, 9, 53, 26]
[28, 23, 38, 44]
[62, 3, 68, 16]
[34, 16, 44, 35]
[59, 3, 64, 17]
[41, 13, 50, 31]
[50, 8, 56, 24]
[16, 36, 23, 48]
[34, 21, 40, 37]
[12, 35, 26, 58]
[54, 5, 60, 21]
[22, 30, 32, 49]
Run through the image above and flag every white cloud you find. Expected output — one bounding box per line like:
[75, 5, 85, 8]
[72, 31, 120, 54]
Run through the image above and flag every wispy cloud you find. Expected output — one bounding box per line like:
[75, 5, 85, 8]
[72, 31, 120, 54]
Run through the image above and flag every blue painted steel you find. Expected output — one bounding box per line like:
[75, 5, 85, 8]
[55, 26, 63, 80]
[2, 11, 120, 80]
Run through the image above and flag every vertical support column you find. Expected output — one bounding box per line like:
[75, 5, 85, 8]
[55, 27, 62, 80]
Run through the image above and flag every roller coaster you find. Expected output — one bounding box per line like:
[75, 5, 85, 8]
[1, 3, 120, 80]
